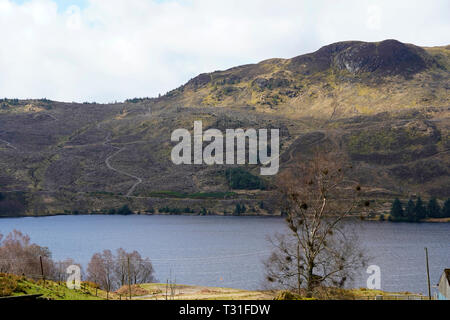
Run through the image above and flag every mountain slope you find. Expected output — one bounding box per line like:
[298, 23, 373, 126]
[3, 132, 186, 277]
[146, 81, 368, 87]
[155, 39, 449, 119]
[0, 40, 449, 217]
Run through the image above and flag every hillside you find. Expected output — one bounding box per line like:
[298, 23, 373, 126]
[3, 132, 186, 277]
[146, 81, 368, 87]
[157, 40, 449, 119]
[0, 273, 423, 300]
[0, 273, 104, 300]
[0, 40, 449, 217]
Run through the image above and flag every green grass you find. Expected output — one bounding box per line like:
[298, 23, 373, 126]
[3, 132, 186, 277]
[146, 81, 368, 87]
[1, 273, 104, 300]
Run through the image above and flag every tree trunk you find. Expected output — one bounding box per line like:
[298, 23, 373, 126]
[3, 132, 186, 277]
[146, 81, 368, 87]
[306, 263, 314, 298]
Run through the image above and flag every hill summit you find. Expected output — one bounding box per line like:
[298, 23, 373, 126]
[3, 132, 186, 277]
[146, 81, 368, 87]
[296, 39, 435, 75]
[155, 39, 449, 119]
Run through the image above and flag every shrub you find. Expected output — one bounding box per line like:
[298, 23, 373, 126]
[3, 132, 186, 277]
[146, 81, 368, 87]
[225, 168, 265, 190]
[117, 205, 133, 215]
[0, 273, 19, 297]
[115, 284, 149, 297]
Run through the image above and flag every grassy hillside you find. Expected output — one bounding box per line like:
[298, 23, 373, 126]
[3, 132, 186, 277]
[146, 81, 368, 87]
[153, 40, 449, 119]
[0, 40, 448, 216]
[0, 273, 104, 300]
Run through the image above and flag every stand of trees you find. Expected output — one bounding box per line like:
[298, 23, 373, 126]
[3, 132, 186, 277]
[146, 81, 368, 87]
[87, 248, 156, 295]
[389, 197, 450, 222]
[107, 205, 133, 215]
[158, 206, 195, 214]
[225, 168, 266, 190]
[0, 230, 156, 295]
[233, 203, 247, 215]
[0, 230, 83, 284]
[0, 230, 55, 278]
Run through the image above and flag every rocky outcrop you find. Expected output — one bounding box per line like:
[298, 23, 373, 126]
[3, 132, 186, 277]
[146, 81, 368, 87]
[333, 40, 433, 75]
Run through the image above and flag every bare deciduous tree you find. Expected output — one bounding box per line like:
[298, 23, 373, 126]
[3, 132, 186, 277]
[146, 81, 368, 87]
[0, 230, 155, 294]
[125, 250, 156, 285]
[87, 250, 115, 297]
[0, 230, 55, 279]
[87, 248, 156, 294]
[115, 248, 128, 287]
[265, 151, 368, 297]
[115, 248, 156, 287]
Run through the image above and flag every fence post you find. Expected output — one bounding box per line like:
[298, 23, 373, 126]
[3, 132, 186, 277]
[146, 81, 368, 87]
[39, 256, 45, 286]
[425, 247, 432, 300]
[127, 256, 132, 300]
[165, 279, 168, 300]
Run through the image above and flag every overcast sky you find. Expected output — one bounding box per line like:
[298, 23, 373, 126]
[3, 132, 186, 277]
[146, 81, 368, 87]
[1, 0, 449, 103]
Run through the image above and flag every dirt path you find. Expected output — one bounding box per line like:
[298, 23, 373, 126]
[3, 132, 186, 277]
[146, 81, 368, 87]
[101, 129, 143, 197]
[134, 284, 275, 300]
[0, 138, 17, 151]
[45, 113, 58, 121]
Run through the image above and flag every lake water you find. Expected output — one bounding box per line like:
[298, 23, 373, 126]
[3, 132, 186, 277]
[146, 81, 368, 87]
[0, 215, 448, 295]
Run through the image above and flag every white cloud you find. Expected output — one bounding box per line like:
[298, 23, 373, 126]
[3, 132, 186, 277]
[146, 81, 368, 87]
[65, 5, 81, 30]
[366, 5, 382, 31]
[0, 0, 449, 102]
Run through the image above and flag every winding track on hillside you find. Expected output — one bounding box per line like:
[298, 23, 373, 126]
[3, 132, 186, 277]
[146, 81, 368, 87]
[45, 113, 58, 121]
[98, 122, 143, 197]
[0, 138, 17, 151]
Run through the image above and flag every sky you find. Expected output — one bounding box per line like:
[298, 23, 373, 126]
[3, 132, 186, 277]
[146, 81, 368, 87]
[0, 0, 449, 103]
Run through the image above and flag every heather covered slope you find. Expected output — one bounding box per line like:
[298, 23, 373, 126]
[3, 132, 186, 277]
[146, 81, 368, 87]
[0, 40, 449, 216]
[156, 40, 449, 119]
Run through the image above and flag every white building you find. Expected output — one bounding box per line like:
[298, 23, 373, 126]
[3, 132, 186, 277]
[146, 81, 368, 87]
[437, 269, 450, 300]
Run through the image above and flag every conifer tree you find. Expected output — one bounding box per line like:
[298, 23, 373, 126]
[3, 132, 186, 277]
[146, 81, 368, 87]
[234, 204, 241, 215]
[442, 198, 450, 218]
[414, 197, 427, 222]
[390, 198, 403, 220]
[427, 198, 441, 218]
[405, 198, 416, 222]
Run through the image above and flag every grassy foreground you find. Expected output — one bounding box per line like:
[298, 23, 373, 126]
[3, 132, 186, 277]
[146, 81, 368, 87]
[0, 273, 425, 300]
[0, 273, 108, 300]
